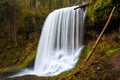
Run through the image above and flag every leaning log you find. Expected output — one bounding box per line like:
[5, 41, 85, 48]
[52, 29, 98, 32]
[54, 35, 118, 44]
[74, 2, 89, 10]
[84, 6, 116, 64]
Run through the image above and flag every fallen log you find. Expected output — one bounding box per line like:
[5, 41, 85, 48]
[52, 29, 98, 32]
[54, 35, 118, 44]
[84, 6, 116, 64]
[74, 2, 89, 10]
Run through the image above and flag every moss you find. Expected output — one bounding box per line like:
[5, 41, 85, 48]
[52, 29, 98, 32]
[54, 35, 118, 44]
[105, 48, 120, 57]
[17, 49, 36, 69]
[0, 40, 38, 73]
[86, 0, 112, 22]
[66, 55, 112, 80]
[0, 49, 36, 73]
[80, 45, 91, 59]
[85, 0, 114, 41]
[86, 0, 120, 35]
[2, 0, 120, 80]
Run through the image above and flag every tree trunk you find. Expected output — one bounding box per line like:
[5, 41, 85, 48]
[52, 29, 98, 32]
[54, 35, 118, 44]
[13, 0, 17, 46]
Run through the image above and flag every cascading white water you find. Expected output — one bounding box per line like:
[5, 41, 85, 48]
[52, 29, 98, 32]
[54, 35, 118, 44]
[7, 6, 87, 78]
[34, 6, 86, 76]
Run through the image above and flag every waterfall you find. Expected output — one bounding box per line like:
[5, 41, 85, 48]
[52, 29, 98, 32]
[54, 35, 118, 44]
[7, 6, 87, 78]
[34, 6, 86, 76]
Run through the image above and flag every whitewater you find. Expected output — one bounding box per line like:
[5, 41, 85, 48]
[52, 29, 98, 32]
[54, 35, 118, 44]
[7, 6, 87, 78]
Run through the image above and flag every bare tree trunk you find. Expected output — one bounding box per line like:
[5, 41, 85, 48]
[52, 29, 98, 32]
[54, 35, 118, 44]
[13, 0, 17, 46]
[26, 0, 30, 8]
[48, 0, 52, 11]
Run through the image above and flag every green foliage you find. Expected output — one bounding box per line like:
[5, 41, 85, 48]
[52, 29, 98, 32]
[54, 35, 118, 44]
[87, 0, 120, 33]
[81, 45, 91, 59]
[105, 48, 120, 57]
[0, 41, 37, 73]
[0, 0, 83, 72]
[17, 49, 36, 69]
[87, 0, 112, 22]
[0, 0, 120, 79]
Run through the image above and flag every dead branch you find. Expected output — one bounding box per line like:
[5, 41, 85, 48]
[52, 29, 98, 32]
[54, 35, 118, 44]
[84, 6, 116, 64]
[74, 2, 89, 10]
